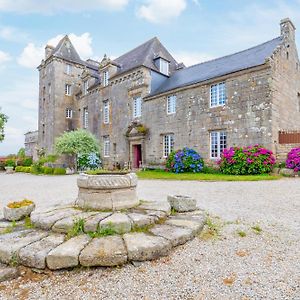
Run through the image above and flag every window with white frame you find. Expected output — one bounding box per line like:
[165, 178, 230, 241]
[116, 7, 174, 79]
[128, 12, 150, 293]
[66, 108, 72, 119]
[159, 59, 169, 76]
[133, 96, 142, 118]
[163, 134, 174, 157]
[83, 107, 88, 129]
[167, 95, 176, 114]
[103, 71, 109, 87]
[103, 136, 110, 157]
[210, 82, 226, 107]
[66, 64, 72, 75]
[103, 100, 109, 124]
[65, 84, 71, 96]
[83, 80, 89, 95]
[210, 131, 227, 159]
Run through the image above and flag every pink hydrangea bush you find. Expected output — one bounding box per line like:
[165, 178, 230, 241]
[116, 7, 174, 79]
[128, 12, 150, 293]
[218, 145, 276, 175]
[286, 147, 300, 172]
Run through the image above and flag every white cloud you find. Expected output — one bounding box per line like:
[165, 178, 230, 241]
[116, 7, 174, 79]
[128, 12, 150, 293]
[0, 0, 128, 14]
[0, 26, 28, 42]
[18, 32, 93, 68]
[174, 51, 215, 67]
[137, 0, 187, 24]
[0, 50, 11, 65]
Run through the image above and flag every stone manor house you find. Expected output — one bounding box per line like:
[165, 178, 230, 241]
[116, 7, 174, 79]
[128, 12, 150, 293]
[34, 18, 300, 168]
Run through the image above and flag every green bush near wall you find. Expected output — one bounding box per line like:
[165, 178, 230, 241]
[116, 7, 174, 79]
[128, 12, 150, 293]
[43, 166, 54, 174]
[53, 168, 66, 175]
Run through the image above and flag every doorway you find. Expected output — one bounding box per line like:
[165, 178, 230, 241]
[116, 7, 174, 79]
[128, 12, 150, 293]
[133, 144, 142, 168]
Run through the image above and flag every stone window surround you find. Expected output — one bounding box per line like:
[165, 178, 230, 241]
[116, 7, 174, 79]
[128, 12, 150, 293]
[167, 95, 176, 114]
[210, 130, 227, 159]
[103, 136, 110, 157]
[103, 100, 110, 124]
[65, 108, 73, 119]
[65, 83, 72, 96]
[133, 95, 142, 118]
[210, 81, 227, 108]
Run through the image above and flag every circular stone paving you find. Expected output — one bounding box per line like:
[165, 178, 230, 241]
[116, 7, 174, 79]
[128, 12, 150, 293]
[0, 200, 206, 270]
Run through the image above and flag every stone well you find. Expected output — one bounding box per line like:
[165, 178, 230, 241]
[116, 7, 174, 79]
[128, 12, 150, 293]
[75, 173, 139, 210]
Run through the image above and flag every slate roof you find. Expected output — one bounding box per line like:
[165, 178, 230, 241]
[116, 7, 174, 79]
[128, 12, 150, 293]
[149, 36, 283, 97]
[113, 37, 179, 77]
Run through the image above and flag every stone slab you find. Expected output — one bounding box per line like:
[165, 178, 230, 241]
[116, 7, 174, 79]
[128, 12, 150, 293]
[167, 195, 197, 212]
[79, 236, 127, 267]
[150, 224, 193, 246]
[100, 213, 131, 234]
[52, 212, 98, 233]
[0, 230, 48, 264]
[83, 212, 112, 232]
[164, 219, 204, 235]
[111, 189, 139, 210]
[173, 210, 206, 224]
[123, 232, 172, 261]
[137, 201, 171, 215]
[19, 234, 65, 269]
[31, 208, 82, 230]
[76, 189, 113, 210]
[47, 235, 91, 270]
[0, 265, 19, 282]
[127, 213, 155, 227]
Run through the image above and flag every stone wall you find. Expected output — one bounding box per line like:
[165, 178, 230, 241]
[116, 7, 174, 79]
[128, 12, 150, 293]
[24, 130, 38, 160]
[276, 143, 300, 162]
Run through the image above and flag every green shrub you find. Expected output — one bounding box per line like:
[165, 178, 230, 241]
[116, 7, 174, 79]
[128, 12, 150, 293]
[22, 157, 33, 167]
[53, 168, 66, 175]
[218, 145, 276, 175]
[5, 159, 16, 167]
[44, 166, 54, 174]
[15, 166, 23, 172]
[23, 167, 31, 173]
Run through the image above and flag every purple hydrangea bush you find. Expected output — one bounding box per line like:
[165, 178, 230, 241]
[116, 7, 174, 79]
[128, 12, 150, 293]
[218, 145, 275, 175]
[166, 147, 204, 173]
[286, 147, 300, 172]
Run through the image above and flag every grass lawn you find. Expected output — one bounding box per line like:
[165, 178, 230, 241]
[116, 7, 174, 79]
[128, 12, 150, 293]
[136, 170, 280, 181]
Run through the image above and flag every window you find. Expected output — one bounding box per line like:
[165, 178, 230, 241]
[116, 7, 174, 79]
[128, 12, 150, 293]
[167, 95, 176, 114]
[163, 134, 174, 158]
[210, 82, 226, 107]
[210, 131, 227, 159]
[66, 108, 72, 119]
[83, 80, 89, 95]
[133, 96, 142, 118]
[159, 59, 169, 76]
[66, 64, 72, 75]
[103, 136, 110, 157]
[65, 84, 71, 96]
[103, 100, 110, 124]
[103, 71, 109, 87]
[83, 107, 88, 129]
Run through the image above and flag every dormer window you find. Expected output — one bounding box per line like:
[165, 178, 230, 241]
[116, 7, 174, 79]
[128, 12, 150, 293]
[103, 70, 109, 87]
[159, 59, 169, 76]
[83, 80, 89, 95]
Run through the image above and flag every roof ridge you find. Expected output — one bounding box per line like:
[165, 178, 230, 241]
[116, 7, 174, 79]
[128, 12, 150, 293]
[181, 36, 282, 72]
[114, 37, 159, 62]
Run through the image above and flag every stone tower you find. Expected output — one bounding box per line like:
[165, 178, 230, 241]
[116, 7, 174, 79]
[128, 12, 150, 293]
[37, 36, 84, 154]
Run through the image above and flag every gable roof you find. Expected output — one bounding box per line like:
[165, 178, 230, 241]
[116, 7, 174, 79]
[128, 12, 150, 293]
[149, 36, 283, 97]
[113, 37, 179, 77]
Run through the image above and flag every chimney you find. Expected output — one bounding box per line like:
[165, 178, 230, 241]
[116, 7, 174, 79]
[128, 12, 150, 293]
[45, 44, 54, 59]
[280, 18, 296, 42]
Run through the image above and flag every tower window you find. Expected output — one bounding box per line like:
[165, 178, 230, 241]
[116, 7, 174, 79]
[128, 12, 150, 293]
[66, 108, 72, 119]
[65, 84, 72, 96]
[103, 71, 109, 87]
[83, 80, 89, 95]
[83, 107, 88, 129]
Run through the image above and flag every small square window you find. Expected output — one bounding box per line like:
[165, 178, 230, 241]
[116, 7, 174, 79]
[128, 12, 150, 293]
[66, 108, 72, 119]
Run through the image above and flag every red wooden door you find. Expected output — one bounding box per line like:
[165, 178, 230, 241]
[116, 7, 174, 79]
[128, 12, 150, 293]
[133, 145, 142, 168]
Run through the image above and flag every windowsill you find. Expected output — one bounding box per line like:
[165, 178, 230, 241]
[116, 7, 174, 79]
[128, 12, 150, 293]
[210, 104, 226, 109]
[167, 112, 176, 115]
[103, 122, 110, 125]
[103, 156, 110, 158]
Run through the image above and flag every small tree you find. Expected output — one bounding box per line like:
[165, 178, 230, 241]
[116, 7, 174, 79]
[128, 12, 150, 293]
[0, 108, 8, 142]
[55, 129, 100, 170]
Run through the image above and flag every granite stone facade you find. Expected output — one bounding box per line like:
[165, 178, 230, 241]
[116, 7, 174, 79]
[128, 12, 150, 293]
[37, 18, 300, 167]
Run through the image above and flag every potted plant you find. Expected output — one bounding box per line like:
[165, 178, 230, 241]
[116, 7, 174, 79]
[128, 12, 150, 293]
[3, 199, 35, 221]
[4, 159, 15, 174]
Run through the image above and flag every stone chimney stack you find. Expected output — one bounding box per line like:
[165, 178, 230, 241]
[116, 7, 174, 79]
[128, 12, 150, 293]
[280, 18, 296, 42]
[45, 45, 54, 59]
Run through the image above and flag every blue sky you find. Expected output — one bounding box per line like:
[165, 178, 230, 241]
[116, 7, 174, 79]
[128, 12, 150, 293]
[0, 0, 300, 155]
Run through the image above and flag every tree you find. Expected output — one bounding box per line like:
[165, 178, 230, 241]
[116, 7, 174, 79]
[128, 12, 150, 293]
[0, 108, 8, 142]
[55, 129, 100, 170]
[17, 147, 26, 158]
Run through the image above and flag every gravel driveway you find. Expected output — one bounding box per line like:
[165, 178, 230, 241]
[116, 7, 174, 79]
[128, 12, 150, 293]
[0, 173, 299, 299]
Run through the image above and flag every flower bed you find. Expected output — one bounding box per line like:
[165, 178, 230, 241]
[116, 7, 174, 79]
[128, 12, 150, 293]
[286, 147, 300, 172]
[166, 148, 204, 173]
[219, 145, 275, 175]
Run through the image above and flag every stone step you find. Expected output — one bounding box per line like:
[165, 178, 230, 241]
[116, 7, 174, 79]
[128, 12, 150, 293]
[137, 201, 171, 215]
[46, 234, 91, 270]
[127, 213, 155, 227]
[0, 230, 48, 264]
[79, 236, 127, 267]
[19, 233, 65, 269]
[149, 224, 194, 246]
[99, 213, 132, 234]
[164, 218, 204, 235]
[123, 232, 172, 261]
[83, 212, 112, 232]
[0, 264, 19, 282]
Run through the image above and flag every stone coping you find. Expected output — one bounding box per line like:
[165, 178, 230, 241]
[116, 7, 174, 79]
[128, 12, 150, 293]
[0, 203, 206, 271]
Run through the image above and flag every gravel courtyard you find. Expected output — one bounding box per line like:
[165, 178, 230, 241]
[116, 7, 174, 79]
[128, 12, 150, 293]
[0, 173, 299, 300]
